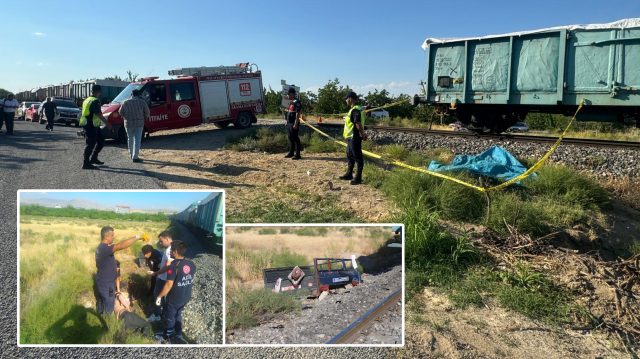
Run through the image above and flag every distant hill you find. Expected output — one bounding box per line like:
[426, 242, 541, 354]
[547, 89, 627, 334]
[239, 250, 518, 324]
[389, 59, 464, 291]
[20, 198, 113, 210]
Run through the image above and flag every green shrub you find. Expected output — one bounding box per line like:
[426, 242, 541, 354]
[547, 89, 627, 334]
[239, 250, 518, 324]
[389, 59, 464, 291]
[294, 227, 316, 236]
[279, 227, 290, 234]
[43, 231, 56, 244]
[385, 144, 409, 160]
[435, 177, 485, 222]
[226, 289, 301, 330]
[316, 227, 328, 236]
[523, 165, 609, 209]
[306, 132, 340, 153]
[257, 132, 289, 153]
[258, 228, 277, 235]
[487, 192, 549, 236]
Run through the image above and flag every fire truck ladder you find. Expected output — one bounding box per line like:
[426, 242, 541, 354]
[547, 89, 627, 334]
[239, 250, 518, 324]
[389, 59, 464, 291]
[168, 63, 257, 77]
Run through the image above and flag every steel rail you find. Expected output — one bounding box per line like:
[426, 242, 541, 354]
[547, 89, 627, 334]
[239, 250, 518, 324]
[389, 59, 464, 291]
[326, 287, 402, 345]
[314, 122, 640, 150]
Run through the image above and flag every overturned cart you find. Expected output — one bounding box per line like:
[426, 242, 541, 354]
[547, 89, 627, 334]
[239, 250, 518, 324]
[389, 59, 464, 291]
[262, 258, 362, 297]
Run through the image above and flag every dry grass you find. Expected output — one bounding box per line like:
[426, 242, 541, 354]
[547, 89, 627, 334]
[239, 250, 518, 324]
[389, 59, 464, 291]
[19, 216, 170, 344]
[601, 176, 640, 211]
[225, 226, 397, 293]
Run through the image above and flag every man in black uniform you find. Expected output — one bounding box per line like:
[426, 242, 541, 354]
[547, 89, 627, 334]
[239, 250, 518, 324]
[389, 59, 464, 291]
[339, 91, 367, 185]
[155, 240, 196, 344]
[284, 87, 302, 160]
[41, 97, 58, 131]
[95, 226, 146, 315]
[81, 85, 113, 170]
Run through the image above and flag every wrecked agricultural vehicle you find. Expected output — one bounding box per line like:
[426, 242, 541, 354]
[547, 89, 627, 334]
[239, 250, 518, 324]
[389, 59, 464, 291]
[262, 258, 362, 297]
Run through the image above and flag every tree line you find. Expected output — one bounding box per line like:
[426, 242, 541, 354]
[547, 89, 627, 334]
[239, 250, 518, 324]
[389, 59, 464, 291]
[263, 78, 433, 120]
[20, 204, 169, 222]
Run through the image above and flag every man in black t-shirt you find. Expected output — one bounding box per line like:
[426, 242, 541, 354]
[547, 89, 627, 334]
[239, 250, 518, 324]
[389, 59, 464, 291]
[283, 87, 302, 160]
[95, 226, 147, 315]
[41, 97, 58, 131]
[142, 244, 163, 296]
[154, 240, 196, 344]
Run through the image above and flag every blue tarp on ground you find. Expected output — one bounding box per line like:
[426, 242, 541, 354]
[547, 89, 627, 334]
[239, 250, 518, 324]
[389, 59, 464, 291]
[427, 145, 535, 182]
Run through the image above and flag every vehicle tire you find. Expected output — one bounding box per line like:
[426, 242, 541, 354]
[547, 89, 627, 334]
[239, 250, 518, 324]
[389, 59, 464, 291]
[118, 126, 128, 143]
[234, 112, 252, 129]
[75, 121, 79, 128]
[65, 122, 71, 126]
[214, 120, 231, 129]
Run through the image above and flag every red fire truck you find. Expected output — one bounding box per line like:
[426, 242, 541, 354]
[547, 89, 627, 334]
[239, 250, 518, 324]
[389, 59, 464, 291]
[100, 63, 265, 142]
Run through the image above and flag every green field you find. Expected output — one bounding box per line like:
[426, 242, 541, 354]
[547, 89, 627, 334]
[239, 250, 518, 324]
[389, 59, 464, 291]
[19, 215, 175, 344]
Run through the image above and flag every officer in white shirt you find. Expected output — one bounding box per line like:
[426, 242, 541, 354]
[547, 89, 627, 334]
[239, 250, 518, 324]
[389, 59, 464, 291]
[0, 94, 19, 135]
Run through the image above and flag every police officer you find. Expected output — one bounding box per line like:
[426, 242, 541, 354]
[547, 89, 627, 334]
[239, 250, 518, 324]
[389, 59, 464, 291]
[284, 87, 302, 160]
[80, 85, 113, 169]
[339, 91, 367, 185]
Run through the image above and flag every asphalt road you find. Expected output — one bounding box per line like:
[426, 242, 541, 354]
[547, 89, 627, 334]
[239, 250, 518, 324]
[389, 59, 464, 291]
[1, 120, 393, 357]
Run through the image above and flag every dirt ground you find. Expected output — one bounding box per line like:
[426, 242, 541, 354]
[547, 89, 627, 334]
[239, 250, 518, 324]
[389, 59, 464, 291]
[136, 124, 392, 222]
[398, 288, 626, 359]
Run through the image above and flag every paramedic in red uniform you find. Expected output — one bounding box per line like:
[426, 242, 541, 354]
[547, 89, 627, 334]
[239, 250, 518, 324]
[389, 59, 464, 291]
[284, 87, 302, 160]
[155, 240, 196, 344]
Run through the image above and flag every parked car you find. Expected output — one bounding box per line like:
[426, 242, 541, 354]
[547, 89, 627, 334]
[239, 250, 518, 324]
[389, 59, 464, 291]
[25, 104, 41, 122]
[369, 109, 389, 119]
[449, 121, 468, 132]
[38, 97, 81, 126]
[509, 122, 530, 133]
[17, 102, 39, 120]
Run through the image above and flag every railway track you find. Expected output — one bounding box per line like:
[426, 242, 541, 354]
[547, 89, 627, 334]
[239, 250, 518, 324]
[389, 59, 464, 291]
[326, 287, 403, 345]
[314, 122, 640, 150]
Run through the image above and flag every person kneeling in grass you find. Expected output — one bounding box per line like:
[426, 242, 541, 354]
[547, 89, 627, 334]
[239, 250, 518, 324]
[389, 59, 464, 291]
[114, 292, 151, 338]
[142, 244, 164, 298]
[154, 240, 196, 344]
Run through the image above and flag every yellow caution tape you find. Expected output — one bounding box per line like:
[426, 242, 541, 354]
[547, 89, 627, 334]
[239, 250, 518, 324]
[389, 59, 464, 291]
[300, 99, 585, 192]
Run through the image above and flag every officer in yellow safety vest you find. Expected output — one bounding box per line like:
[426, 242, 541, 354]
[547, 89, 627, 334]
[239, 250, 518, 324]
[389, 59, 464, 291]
[80, 85, 113, 170]
[339, 91, 367, 185]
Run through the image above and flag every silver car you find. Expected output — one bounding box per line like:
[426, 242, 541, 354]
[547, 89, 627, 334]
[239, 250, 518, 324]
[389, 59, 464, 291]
[38, 97, 81, 127]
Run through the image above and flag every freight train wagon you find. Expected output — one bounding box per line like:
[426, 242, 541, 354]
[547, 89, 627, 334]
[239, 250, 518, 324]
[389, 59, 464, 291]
[168, 192, 224, 245]
[415, 18, 640, 133]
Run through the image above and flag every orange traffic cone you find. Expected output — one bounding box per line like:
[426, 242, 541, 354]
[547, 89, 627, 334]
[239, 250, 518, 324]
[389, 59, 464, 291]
[318, 117, 322, 123]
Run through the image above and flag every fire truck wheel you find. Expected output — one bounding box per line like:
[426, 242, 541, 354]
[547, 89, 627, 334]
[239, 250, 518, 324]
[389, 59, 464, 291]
[214, 120, 231, 129]
[234, 112, 252, 129]
[118, 127, 128, 143]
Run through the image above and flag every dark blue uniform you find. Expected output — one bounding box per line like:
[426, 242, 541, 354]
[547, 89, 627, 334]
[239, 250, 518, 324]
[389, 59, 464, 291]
[162, 258, 196, 340]
[147, 248, 163, 295]
[285, 99, 302, 157]
[95, 242, 117, 314]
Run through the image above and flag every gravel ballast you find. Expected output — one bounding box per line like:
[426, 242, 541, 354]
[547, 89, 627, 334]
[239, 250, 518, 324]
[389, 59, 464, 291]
[227, 264, 403, 345]
[172, 222, 223, 344]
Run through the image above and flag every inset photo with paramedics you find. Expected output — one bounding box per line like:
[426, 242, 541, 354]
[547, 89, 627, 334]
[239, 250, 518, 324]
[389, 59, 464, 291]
[17, 190, 223, 345]
[5, 3, 640, 357]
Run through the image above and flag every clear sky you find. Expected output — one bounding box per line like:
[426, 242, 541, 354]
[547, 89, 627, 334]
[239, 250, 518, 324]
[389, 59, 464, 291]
[2, 1, 638, 96]
[19, 191, 215, 211]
